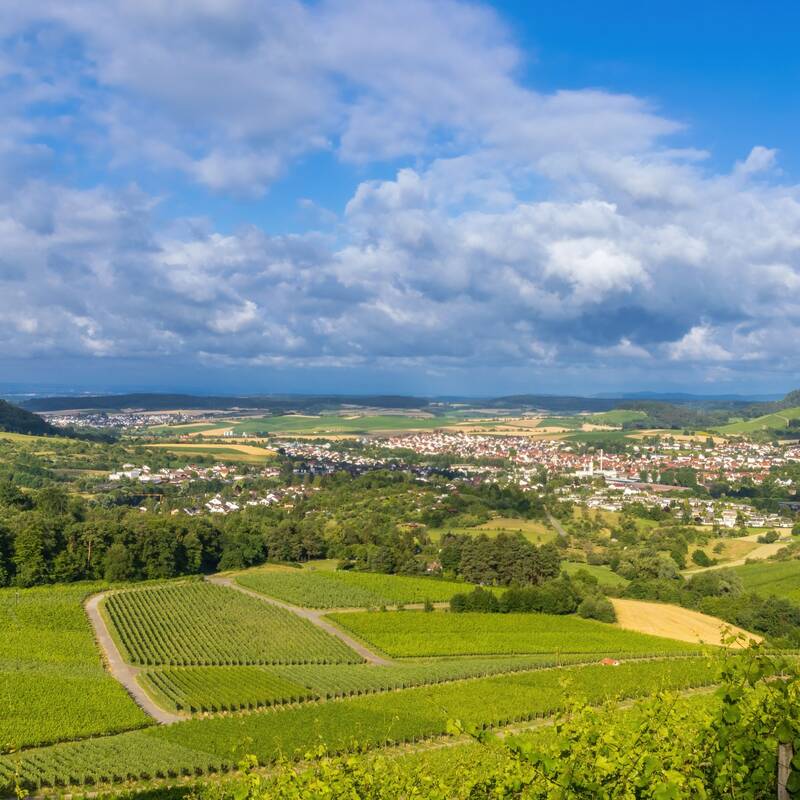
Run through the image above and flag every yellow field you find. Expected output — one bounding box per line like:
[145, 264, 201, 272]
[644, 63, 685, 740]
[148, 443, 277, 457]
[611, 598, 760, 647]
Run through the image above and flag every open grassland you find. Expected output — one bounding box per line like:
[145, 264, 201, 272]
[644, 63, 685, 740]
[611, 598, 760, 647]
[104, 582, 361, 666]
[0, 658, 716, 792]
[329, 610, 702, 658]
[716, 405, 800, 435]
[732, 559, 800, 602]
[0, 584, 150, 753]
[561, 561, 630, 588]
[427, 516, 556, 545]
[236, 568, 471, 609]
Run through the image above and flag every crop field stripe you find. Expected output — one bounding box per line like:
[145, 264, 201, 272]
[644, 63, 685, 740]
[0, 657, 719, 791]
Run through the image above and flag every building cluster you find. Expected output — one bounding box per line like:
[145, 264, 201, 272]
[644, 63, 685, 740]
[379, 433, 800, 487]
[44, 411, 211, 429]
[108, 463, 244, 485]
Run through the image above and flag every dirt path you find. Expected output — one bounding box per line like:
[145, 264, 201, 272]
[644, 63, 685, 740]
[684, 532, 788, 573]
[84, 592, 186, 725]
[207, 576, 393, 665]
[546, 511, 568, 539]
[611, 598, 761, 648]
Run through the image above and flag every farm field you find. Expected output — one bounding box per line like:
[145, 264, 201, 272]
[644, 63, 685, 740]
[147, 443, 276, 462]
[0, 584, 150, 752]
[138, 653, 641, 713]
[0, 658, 716, 792]
[731, 559, 800, 602]
[104, 581, 360, 665]
[611, 598, 760, 647]
[139, 667, 315, 713]
[328, 610, 703, 658]
[236, 568, 471, 609]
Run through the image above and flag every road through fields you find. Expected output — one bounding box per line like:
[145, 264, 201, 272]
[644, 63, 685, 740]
[84, 591, 186, 724]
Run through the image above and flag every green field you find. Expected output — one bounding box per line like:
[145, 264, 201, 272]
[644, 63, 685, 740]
[716, 405, 800, 435]
[0, 658, 715, 791]
[537, 410, 647, 429]
[104, 581, 360, 665]
[731, 559, 800, 602]
[236, 568, 472, 609]
[159, 414, 464, 436]
[0, 584, 150, 752]
[329, 610, 701, 658]
[561, 561, 630, 588]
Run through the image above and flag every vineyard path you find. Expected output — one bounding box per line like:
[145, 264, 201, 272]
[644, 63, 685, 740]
[84, 591, 186, 725]
[207, 575, 394, 665]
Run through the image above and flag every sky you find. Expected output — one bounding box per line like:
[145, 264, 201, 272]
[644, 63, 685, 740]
[1, 0, 800, 397]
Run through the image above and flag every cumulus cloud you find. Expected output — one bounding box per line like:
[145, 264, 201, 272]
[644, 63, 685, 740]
[0, 0, 799, 387]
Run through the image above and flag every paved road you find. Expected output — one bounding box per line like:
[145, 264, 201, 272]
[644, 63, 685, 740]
[208, 575, 394, 666]
[84, 591, 185, 724]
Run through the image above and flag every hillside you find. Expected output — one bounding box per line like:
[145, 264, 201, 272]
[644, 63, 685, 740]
[716, 405, 800, 435]
[0, 400, 60, 436]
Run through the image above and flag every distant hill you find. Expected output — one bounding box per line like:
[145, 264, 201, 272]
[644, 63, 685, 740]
[715, 405, 800, 435]
[0, 400, 60, 436]
[21, 393, 433, 413]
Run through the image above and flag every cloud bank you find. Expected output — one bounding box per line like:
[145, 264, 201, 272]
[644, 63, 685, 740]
[1, 0, 799, 390]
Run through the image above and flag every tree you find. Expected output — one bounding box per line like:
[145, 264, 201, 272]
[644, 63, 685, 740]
[104, 542, 133, 581]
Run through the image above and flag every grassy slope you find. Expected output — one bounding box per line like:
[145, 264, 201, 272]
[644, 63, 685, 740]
[561, 561, 630, 588]
[0, 584, 150, 752]
[716, 405, 800, 434]
[732, 559, 800, 602]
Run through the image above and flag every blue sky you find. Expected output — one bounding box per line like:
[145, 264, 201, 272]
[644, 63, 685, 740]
[1, 1, 799, 396]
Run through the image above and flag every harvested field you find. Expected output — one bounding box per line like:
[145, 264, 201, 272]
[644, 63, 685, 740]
[611, 598, 760, 647]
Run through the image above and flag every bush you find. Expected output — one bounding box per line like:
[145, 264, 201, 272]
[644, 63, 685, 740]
[578, 595, 617, 623]
[757, 529, 779, 544]
[691, 549, 714, 567]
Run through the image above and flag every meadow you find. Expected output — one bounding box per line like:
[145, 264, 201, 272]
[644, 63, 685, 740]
[329, 610, 703, 658]
[560, 561, 630, 588]
[715, 405, 800, 434]
[732, 559, 800, 602]
[236, 568, 471, 608]
[104, 581, 360, 665]
[0, 658, 716, 791]
[428, 516, 557, 545]
[0, 584, 150, 752]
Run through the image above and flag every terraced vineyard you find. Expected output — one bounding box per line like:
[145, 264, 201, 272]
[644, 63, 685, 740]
[139, 667, 315, 713]
[329, 610, 705, 657]
[104, 582, 360, 665]
[0, 658, 717, 792]
[236, 569, 471, 609]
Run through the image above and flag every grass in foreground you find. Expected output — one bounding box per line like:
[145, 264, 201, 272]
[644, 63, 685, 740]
[329, 610, 703, 657]
[0, 584, 150, 752]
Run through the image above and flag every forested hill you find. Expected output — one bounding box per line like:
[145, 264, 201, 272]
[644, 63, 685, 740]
[0, 400, 59, 436]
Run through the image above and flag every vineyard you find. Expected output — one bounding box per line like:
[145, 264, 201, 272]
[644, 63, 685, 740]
[236, 568, 471, 609]
[329, 610, 705, 657]
[733, 559, 800, 602]
[103, 582, 361, 665]
[139, 667, 315, 713]
[0, 584, 150, 752]
[0, 657, 718, 791]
